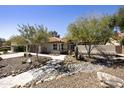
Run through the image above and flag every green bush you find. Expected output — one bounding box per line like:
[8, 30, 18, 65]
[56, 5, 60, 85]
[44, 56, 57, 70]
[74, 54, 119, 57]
[15, 46, 26, 52]
[3, 50, 8, 54]
[0, 47, 10, 52]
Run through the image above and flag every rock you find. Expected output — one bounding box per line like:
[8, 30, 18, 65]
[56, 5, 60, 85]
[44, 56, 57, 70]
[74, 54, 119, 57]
[100, 82, 110, 88]
[11, 71, 16, 76]
[57, 66, 70, 73]
[13, 85, 21, 88]
[12, 73, 16, 77]
[22, 58, 27, 64]
[56, 73, 68, 80]
[54, 64, 61, 69]
[44, 76, 56, 82]
[0, 64, 6, 68]
[97, 72, 124, 88]
[26, 58, 32, 64]
[1, 73, 8, 77]
[0, 57, 3, 61]
[36, 80, 43, 85]
[28, 54, 32, 57]
[23, 83, 31, 88]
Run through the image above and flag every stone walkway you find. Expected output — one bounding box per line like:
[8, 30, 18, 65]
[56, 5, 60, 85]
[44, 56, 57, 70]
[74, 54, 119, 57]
[0, 53, 66, 88]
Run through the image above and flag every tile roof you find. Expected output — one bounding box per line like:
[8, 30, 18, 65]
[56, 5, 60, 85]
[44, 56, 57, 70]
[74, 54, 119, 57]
[49, 37, 66, 43]
[118, 33, 124, 38]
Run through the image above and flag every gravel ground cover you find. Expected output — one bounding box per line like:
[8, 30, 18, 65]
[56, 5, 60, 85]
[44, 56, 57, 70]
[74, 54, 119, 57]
[33, 72, 101, 88]
[1, 54, 124, 88]
[32, 55, 124, 88]
[0, 56, 52, 79]
[32, 67, 124, 88]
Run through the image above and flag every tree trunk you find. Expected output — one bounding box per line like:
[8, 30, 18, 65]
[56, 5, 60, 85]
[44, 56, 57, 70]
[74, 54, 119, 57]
[75, 46, 79, 60]
[88, 50, 91, 58]
[36, 44, 39, 62]
[87, 44, 91, 58]
[25, 44, 29, 56]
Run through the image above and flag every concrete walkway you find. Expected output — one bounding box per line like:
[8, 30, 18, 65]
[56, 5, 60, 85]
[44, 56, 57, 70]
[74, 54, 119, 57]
[0, 52, 66, 88]
[0, 52, 24, 59]
[0, 52, 66, 60]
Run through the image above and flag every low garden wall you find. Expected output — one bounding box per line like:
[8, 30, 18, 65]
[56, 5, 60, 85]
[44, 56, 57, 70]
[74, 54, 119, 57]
[76, 45, 122, 55]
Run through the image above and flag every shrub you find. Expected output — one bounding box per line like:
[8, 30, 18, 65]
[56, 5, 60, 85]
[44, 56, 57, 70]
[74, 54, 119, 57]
[3, 50, 8, 54]
[0, 47, 9, 54]
[0, 57, 3, 61]
[60, 50, 68, 54]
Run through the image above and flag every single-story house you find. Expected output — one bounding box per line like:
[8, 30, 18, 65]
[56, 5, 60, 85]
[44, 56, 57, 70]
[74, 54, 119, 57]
[11, 37, 76, 54]
[39, 37, 68, 54]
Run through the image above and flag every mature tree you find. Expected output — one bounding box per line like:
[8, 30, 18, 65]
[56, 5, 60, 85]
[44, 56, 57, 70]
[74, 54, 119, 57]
[17, 24, 36, 54]
[116, 8, 124, 32]
[16, 24, 50, 62]
[33, 25, 49, 61]
[67, 16, 113, 57]
[0, 38, 5, 47]
[8, 35, 27, 45]
[111, 7, 124, 32]
[49, 30, 60, 38]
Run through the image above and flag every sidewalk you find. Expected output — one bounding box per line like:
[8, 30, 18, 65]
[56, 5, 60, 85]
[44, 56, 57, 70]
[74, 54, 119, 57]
[0, 52, 66, 60]
[0, 52, 24, 59]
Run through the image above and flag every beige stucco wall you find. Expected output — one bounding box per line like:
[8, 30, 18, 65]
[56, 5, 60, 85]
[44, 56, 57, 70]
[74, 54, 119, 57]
[11, 42, 68, 54]
[77, 45, 118, 55]
[45, 43, 67, 54]
[121, 46, 124, 54]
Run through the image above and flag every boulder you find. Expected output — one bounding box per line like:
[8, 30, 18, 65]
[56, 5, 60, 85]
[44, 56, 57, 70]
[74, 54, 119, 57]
[26, 58, 32, 64]
[97, 72, 124, 88]
[44, 76, 56, 82]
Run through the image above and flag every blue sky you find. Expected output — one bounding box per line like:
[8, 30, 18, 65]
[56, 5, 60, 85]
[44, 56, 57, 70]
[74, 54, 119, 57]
[0, 5, 121, 40]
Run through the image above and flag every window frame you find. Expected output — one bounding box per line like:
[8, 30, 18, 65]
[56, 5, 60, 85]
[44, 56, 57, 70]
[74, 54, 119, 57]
[53, 43, 57, 50]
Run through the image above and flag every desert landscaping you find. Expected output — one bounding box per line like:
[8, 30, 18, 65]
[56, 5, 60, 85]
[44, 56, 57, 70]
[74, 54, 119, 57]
[32, 55, 124, 88]
[1, 53, 124, 88]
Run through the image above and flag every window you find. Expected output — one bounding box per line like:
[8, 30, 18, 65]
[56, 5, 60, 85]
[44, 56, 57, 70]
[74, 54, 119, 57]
[53, 43, 57, 50]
